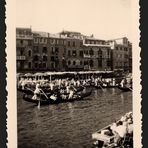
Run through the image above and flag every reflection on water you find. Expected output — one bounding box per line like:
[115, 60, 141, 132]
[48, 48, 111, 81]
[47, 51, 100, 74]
[17, 88, 132, 148]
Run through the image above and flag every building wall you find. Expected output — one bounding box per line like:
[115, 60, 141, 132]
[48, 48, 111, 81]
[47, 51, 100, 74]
[108, 37, 132, 72]
[65, 38, 84, 71]
[16, 28, 33, 71]
[32, 36, 48, 70]
[16, 28, 132, 72]
[47, 37, 66, 71]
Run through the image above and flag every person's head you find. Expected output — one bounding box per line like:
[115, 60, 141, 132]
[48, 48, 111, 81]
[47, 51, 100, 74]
[36, 83, 40, 88]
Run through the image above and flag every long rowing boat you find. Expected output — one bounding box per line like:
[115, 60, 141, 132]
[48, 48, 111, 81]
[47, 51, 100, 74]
[23, 90, 92, 105]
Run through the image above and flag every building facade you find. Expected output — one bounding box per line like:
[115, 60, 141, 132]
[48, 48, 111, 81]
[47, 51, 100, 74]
[16, 28, 132, 72]
[16, 28, 33, 70]
[108, 37, 132, 72]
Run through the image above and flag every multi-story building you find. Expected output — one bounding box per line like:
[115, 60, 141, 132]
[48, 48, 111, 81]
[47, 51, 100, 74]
[16, 28, 33, 71]
[108, 37, 132, 72]
[59, 31, 84, 71]
[59, 31, 112, 71]
[16, 28, 132, 72]
[82, 37, 111, 71]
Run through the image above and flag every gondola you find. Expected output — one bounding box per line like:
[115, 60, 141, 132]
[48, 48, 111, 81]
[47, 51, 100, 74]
[23, 90, 92, 105]
[92, 85, 102, 89]
[118, 85, 132, 91]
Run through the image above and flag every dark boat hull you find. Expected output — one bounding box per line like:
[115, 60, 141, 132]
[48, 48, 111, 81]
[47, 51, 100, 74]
[118, 86, 132, 91]
[23, 90, 92, 105]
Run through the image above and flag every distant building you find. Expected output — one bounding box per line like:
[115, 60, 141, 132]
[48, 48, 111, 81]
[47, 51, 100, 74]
[16, 28, 132, 72]
[82, 37, 111, 71]
[16, 28, 33, 71]
[108, 37, 132, 72]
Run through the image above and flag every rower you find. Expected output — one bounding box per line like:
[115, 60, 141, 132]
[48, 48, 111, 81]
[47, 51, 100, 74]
[32, 84, 41, 100]
[68, 89, 74, 99]
[21, 79, 27, 90]
[66, 85, 70, 94]
[50, 82, 54, 91]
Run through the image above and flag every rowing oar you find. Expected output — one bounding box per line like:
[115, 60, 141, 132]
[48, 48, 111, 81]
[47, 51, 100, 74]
[126, 85, 133, 91]
[97, 83, 104, 92]
[40, 88, 49, 100]
[37, 98, 41, 109]
[25, 87, 34, 93]
[37, 89, 48, 109]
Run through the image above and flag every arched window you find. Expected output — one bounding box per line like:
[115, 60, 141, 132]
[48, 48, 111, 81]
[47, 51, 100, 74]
[28, 50, 31, 57]
[43, 47, 47, 53]
[84, 61, 88, 65]
[89, 49, 94, 55]
[68, 60, 71, 65]
[79, 51, 83, 57]
[90, 60, 94, 67]
[28, 62, 31, 68]
[73, 61, 76, 65]
[98, 49, 102, 58]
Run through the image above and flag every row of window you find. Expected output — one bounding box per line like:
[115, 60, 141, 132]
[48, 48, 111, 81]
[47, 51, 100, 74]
[17, 40, 32, 46]
[19, 60, 111, 70]
[67, 60, 102, 67]
[17, 30, 32, 36]
[17, 48, 110, 60]
[67, 60, 111, 67]
[116, 54, 129, 59]
[67, 49, 105, 57]
[34, 63, 47, 68]
[34, 55, 48, 61]
[33, 38, 83, 47]
[33, 55, 61, 62]
[116, 46, 128, 51]
[32, 46, 109, 57]
[85, 40, 106, 45]
[115, 62, 129, 67]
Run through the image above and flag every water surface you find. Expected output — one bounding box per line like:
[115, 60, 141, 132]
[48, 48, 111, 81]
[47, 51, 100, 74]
[17, 88, 132, 148]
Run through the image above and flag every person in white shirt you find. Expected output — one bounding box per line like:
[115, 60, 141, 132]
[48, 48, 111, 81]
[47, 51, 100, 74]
[113, 121, 128, 145]
[50, 82, 54, 91]
[68, 90, 74, 99]
[32, 84, 41, 100]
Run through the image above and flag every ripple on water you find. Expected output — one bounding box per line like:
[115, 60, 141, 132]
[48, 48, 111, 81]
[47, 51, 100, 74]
[17, 88, 132, 148]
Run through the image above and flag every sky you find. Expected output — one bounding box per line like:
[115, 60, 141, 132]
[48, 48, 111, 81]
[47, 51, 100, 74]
[16, 0, 132, 41]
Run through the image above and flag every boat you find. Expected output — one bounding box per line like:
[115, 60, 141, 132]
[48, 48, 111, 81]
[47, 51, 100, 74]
[118, 85, 132, 91]
[92, 112, 133, 148]
[118, 76, 132, 91]
[23, 90, 92, 105]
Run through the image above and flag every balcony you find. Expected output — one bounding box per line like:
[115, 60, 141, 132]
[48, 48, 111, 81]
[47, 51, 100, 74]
[17, 56, 26, 60]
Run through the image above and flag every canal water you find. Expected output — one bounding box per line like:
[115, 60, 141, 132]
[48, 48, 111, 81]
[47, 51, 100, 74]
[17, 87, 132, 148]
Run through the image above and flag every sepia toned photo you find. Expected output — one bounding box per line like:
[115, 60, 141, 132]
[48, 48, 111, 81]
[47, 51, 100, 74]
[6, 0, 141, 148]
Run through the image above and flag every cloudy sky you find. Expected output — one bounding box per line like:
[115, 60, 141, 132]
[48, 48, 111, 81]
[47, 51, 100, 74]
[16, 0, 132, 40]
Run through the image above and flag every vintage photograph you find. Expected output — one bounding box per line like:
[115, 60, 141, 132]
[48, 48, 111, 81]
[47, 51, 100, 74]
[14, 0, 138, 147]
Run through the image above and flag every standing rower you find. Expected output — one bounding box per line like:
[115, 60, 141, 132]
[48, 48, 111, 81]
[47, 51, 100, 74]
[32, 84, 41, 100]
